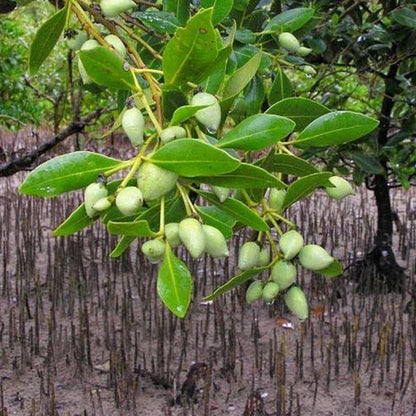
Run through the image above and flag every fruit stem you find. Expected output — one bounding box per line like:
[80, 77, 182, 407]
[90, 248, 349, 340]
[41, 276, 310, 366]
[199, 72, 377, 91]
[103, 160, 135, 177]
[158, 196, 165, 235]
[71, 1, 107, 45]
[132, 68, 164, 76]
[241, 190, 257, 208]
[266, 213, 283, 236]
[270, 212, 296, 229]
[177, 184, 198, 217]
[265, 230, 279, 258]
[277, 143, 297, 156]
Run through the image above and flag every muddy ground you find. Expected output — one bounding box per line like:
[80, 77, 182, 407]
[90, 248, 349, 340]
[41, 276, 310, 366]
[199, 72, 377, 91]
[0, 130, 416, 415]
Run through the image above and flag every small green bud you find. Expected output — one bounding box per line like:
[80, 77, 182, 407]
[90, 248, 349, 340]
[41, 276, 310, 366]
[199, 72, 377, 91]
[298, 244, 334, 271]
[257, 246, 270, 267]
[202, 225, 229, 258]
[104, 34, 127, 58]
[78, 39, 100, 84]
[238, 242, 260, 271]
[262, 281, 280, 303]
[165, 223, 181, 248]
[269, 188, 286, 212]
[178, 218, 206, 259]
[245, 280, 264, 304]
[278, 32, 300, 53]
[92, 197, 112, 212]
[284, 286, 308, 320]
[279, 230, 304, 260]
[297, 46, 312, 57]
[115, 186, 143, 216]
[191, 92, 221, 133]
[100, 0, 136, 18]
[67, 31, 88, 51]
[84, 182, 108, 218]
[271, 260, 296, 290]
[160, 126, 186, 143]
[325, 176, 354, 200]
[122, 107, 145, 147]
[141, 239, 165, 264]
[303, 65, 317, 76]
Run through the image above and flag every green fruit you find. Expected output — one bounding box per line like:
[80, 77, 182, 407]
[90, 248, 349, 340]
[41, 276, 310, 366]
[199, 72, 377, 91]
[278, 32, 300, 53]
[245, 280, 264, 304]
[325, 176, 354, 200]
[269, 188, 286, 212]
[303, 65, 317, 76]
[165, 223, 181, 248]
[141, 239, 165, 264]
[100, 0, 136, 18]
[262, 281, 280, 303]
[84, 182, 108, 218]
[297, 46, 312, 57]
[298, 244, 334, 271]
[279, 230, 304, 260]
[202, 225, 229, 258]
[284, 286, 308, 320]
[137, 162, 178, 201]
[191, 92, 221, 133]
[67, 31, 88, 51]
[115, 186, 143, 216]
[160, 126, 186, 143]
[92, 197, 112, 212]
[238, 242, 260, 271]
[271, 260, 296, 290]
[122, 107, 145, 147]
[104, 34, 127, 58]
[78, 39, 100, 84]
[257, 246, 270, 267]
[212, 186, 230, 203]
[178, 218, 206, 259]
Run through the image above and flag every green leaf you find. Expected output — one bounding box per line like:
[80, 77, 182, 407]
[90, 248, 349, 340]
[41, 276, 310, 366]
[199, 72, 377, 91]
[161, 85, 188, 121]
[163, 8, 220, 86]
[196, 190, 268, 231]
[265, 7, 314, 32]
[282, 172, 332, 210]
[169, 104, 208, 126]
[292, 111, 379, 149]
[132, 11, 180, 34]
[217, 114, 295, 151]
[157, 243, 192, 318]
[19, 151, 123, 197]
[195, 205, 235, 240]
[266, 97, 330, 131]
[391, 7, 416, 28]
[163, 0, 189, 25]
[201, 0, 233, 25]
[271, 154, 319, 177]
[193, 162, 286, 189]
[203, 266, 268, 301]
[107, 220, 157, 237]
[345, 150, 384, 175]
[28, 6, 67, 74]
[148, 139, 240, 176]
[316, 259, 343, 277]
[78, 47, 136, 90]
[52, 204, 93, 236]
[221, 51, 262, 113]
[268, 69, 293, 106]
[110, 236, 136, 258]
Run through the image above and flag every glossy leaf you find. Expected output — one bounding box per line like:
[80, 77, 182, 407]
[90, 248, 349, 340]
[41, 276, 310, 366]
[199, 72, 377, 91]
[195, 205, 235, 240]
[157, 243, 192, 318]
[163, 0, 189, 25]
[282, 172, 332, 209]
[52, 204, 93, 236]
[196, 190, 268, 231]
[345, 150, 384, 175]
[217, 114, 295, 151]
[266, 97, 330, 131]
[391, 7, 416, 28]
[163, 8, 219, 86]
[132, 11, 180, 34]
[162, 85, 188, 121]
[148, 139, 240, 176]
[110, 236, 136, 258]
[292, 111, 379, 148]
[193, 163, 285, 189]
[317, 259, 343, 277]
[29, 6, 67, 74]
[201, 0, 233, 25]
[271, 154, 319, 177]
[78, 47, 136, 90]
[19, 152, 123, 197]
[169, 104, 208, 126]
[107, 220, 157, 237]
[265, 7, 314, 32]
[268, 69, 293, 106]
[203, 266, 268, 301]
